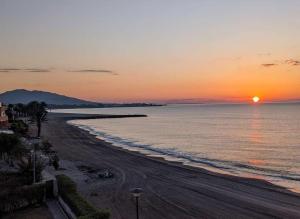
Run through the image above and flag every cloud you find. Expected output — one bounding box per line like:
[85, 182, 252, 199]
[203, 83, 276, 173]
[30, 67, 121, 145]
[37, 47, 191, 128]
[0, 68, 51, 72]
[285, 59, 300, 66]
[70, 69, 118, 75]
[24, 68, 51, 72]
[0, 68, 22, 71]
[0, 67, 117, 75]
[260, 58, 300, 68]
[261, 63, 277, 67]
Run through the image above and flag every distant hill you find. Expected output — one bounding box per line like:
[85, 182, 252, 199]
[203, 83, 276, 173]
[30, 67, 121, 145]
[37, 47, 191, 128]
[0, 89, 99, 106]
[0, 89, 162, 108]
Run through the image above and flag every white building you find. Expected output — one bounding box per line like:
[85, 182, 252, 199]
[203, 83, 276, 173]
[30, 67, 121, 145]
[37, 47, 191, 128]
[0, 102, 9, 127]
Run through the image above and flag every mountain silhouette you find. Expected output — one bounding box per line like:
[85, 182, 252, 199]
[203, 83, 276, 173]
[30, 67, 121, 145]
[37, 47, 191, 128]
[0, 89, 98, 106]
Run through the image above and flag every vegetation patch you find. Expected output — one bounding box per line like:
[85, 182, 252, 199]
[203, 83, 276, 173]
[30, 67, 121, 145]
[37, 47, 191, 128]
[56, 174, 110, 219]
[0, 133, 27, 167]
[0, 178, 45, 213]
[0, 102, 54, 215]
[10, 120, 29, 136]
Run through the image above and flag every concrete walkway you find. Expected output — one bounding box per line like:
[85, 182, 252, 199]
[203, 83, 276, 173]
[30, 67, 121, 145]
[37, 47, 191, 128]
[46, 199, 69, 219]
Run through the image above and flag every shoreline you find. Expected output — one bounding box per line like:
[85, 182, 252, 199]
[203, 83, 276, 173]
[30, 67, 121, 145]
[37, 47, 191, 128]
[43, 112, 300, 218]
[68, 118, 300, 194]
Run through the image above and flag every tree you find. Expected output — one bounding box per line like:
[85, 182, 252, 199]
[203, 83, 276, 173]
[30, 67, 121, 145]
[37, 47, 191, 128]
[10, 120, 29, 136]
[14, 103, 27, 118]
[5, 104, 15, 122]
[27, 101, 47, 138]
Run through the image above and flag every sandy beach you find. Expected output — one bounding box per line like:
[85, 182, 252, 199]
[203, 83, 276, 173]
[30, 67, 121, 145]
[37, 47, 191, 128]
[43, 113, 300, 219]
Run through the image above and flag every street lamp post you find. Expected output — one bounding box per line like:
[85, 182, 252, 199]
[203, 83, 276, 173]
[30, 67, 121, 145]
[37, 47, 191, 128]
[32, 137, 40, 184]
[130, 188, 143, 219]
[33, 143, 36, 183]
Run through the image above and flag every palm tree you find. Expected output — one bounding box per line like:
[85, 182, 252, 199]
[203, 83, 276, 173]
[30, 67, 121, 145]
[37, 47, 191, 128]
[27, 101, 47, 138]
[14, 103, 27, 118]
[5, 104, 15, 122]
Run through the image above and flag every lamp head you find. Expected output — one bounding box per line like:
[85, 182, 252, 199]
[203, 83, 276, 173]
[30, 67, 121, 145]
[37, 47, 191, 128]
[130, 188, 143, 197]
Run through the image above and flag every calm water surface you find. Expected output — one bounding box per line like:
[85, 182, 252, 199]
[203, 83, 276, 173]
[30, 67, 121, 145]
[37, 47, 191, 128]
[53, 103, 300, 192]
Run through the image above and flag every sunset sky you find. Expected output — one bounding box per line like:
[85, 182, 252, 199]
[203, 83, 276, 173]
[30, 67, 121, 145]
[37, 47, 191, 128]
[0, 0, 300, 103]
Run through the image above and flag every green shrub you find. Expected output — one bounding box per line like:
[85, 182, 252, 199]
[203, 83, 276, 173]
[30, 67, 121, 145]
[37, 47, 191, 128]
[0, 133, 26, 163]
[0, 182, 45, 212]
[52, 154, 60, 170]
[56, 174, 76, 192]
[78, 211, 110, 219]
[0, 172, 33, 191]
[10, 120, 28, 135]
[56, 174, 110, 219]
[41, 140, 53, 154]
[18, 156, 46, 183]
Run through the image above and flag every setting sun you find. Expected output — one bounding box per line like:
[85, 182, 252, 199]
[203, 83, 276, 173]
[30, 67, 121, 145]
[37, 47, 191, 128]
[252, 96, 260, 103]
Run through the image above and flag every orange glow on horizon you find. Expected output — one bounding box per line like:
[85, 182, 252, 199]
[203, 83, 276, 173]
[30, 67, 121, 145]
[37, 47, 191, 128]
[0, 57, 299, 103]
[252, 96, 260, 103]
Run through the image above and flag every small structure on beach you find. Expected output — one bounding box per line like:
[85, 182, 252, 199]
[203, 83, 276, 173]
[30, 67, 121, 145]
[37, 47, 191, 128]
[0, 102, 9, 128]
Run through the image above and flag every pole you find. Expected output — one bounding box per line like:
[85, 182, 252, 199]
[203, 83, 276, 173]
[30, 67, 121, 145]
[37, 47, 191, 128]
[33, 143, 36, 183]
[136, 196, 139, 219]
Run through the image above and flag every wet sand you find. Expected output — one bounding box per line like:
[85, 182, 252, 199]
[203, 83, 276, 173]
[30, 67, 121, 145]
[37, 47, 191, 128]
[43, 112, 300, 219]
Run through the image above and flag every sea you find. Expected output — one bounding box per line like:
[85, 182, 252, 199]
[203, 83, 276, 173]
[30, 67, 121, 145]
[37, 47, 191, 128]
[53, 103, 300, 192]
